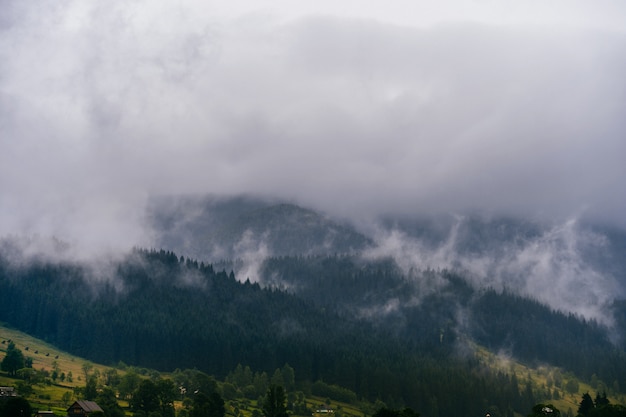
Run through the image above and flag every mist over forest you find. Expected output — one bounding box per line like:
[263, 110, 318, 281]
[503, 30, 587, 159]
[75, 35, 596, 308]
[145, 195, 626, 326]
[1, 1, 626, 416]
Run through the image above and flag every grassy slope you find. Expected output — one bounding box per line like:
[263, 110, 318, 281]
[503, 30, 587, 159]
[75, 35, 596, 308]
[475, 345, 626, 415]
[0, 323, 112, 414]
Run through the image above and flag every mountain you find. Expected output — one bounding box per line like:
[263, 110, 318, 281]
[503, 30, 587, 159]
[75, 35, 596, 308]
[2, 195, 626, 416]
[148, 195, 626, 299]
[147, 195, 372, 261]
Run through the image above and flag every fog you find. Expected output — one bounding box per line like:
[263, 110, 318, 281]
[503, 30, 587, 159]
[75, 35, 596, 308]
[363, 216, 623, 324]
[1, 1, 625, 262]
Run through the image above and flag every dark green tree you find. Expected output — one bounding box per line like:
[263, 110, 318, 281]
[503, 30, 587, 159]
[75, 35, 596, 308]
[84, 375, 98, 400]
[1, 342, 25, 377]
[595, 393, 610, 408]
[190, 392, 225, 417]
[190, 371, 218, 396]
[103, 368, 121, 387]
[271, 369, 284, 388]
[118, 370, 141, 400]
[156, 378, 177, 417]
[262, 385, 288, 417]
[373, 408, 403, 417]
[373, 407, 421, 417]
[0, 396, 32, 417]
[190, 392, 211, 417]
[400, 408, 421, 417]
[207, 392, 225, 417]
[578, 394, 595, 417]
[130, 379, 161, 414]
[96, 386, 125, 417]
[222, 382, 238, 400]
[282, 364, 295, 392]
[253, 372, 269, 397]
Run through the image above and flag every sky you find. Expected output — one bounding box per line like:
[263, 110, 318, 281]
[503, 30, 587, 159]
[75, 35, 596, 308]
[1, 0, 626, 253]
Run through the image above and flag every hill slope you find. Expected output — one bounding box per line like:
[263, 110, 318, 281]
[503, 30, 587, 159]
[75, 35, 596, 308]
[147, 195, 372, 261]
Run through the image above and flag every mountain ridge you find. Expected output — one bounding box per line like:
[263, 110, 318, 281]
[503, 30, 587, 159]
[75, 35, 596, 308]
[148, 195, 372, 261]
[148, 195, 626, 323]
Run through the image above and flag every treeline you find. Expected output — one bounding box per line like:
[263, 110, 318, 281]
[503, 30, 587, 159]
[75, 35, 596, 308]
[0, 248, 621, 416]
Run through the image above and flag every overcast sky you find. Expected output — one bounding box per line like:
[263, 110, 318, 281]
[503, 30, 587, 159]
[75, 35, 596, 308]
[1, 0, 625, 251]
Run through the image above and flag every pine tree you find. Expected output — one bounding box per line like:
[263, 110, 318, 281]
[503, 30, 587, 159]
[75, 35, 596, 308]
[262, 385, 288, 417]
[577, 393, 594, 417]
[594, 392, 609, 408]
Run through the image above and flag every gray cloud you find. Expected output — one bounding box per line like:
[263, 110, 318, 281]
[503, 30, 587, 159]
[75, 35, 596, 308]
[1, 0, 625, 255]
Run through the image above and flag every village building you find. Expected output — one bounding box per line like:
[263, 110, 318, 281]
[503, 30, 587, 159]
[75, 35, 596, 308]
[313, 404, 335, 416]
[0, 387, 16, 397]
[66, 400, 103, 417]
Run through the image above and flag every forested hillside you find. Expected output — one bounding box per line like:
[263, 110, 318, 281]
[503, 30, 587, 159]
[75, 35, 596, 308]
[258, 255, 626, 386]
[1, 243, 625, 416]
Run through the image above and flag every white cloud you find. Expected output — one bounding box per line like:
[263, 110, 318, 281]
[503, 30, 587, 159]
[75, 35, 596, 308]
[1, 0, 625, 255]
[364, 216, 622, 323]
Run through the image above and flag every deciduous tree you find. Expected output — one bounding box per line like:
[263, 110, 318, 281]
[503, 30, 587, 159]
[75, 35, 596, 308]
[0, 396, 32, 417]
[1, 342, 24, 376]
[130, 379, 160, 414]
[190, 392, 225, 417]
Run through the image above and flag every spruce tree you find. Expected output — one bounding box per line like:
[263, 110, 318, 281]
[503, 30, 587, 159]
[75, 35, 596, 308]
[577, 393, 594, 417]
[262, 385, 288, 417]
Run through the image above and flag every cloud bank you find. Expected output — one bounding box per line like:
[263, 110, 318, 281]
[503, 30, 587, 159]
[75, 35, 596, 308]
[364, 216, 623, 324]
[1, 0, 625, 254]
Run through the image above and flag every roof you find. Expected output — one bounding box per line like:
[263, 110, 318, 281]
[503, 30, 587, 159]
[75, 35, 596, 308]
[69, 400, 104, 413]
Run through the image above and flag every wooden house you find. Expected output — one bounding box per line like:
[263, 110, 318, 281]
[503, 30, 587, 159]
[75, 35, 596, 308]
[0, 387, 16, 397]
[67, 400, 103, 416]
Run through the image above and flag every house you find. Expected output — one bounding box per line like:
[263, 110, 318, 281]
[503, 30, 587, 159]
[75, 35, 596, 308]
[67, 400, 103, 416]
[0, 387, 16, 397]
[313, 405, 335, 416]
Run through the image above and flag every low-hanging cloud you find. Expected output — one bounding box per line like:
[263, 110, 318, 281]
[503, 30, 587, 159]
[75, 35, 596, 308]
[363, 216, 622, 324]
[1, 0, 625, 256]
